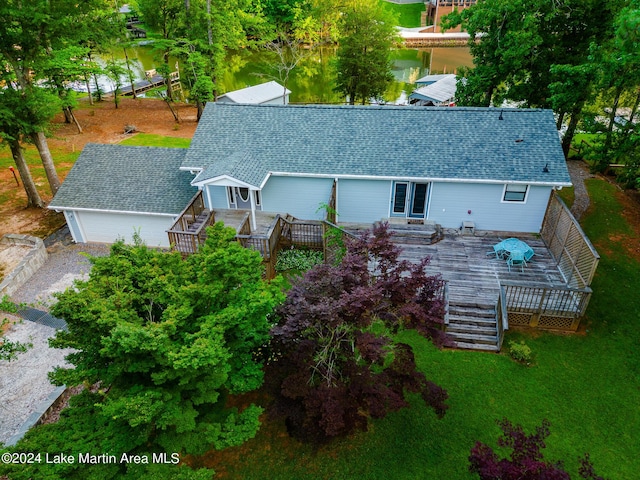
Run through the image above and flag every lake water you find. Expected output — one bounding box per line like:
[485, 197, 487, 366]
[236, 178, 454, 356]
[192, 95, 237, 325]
[91, 45, 473, 104]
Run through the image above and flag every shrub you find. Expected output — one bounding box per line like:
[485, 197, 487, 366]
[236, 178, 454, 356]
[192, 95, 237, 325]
[508, 340, 533, 365]
[275, 247, 324, 272]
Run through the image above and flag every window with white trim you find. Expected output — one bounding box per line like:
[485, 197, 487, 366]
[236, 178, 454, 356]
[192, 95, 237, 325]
[227, 187, 235, 205]
[503, 184, 528, 202]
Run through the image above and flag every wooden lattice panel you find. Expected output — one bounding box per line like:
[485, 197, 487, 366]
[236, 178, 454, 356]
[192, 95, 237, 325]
[538, 315, 577, 330]
[508, 312, 532, 326]
[541, 193, 599, 288]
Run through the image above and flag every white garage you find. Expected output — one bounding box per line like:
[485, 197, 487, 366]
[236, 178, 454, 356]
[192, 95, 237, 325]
[49, 144, 197, 247]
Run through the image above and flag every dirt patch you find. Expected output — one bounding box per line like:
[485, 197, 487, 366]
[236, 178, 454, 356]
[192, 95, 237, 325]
[0, 97, 198, 238]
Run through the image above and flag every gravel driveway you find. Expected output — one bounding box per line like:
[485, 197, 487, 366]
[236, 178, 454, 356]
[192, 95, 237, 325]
[0, 231, 110, 445]
[10, 232, 110, 309]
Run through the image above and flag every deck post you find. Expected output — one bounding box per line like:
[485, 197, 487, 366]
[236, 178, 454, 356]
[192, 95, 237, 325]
[250, 190, 257, 231]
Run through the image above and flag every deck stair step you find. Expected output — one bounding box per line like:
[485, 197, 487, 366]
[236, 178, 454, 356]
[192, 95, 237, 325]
[385, 223, 442, 245]
[187, 210, 210, 232]
[446, 300, 499, 352]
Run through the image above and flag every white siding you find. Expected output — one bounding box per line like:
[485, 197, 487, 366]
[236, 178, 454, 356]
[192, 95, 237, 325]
[261, 176, 333, 219]
[428, 182, 552, 232]
[337, 179, 392, 223]
[75, 211, 175, 247]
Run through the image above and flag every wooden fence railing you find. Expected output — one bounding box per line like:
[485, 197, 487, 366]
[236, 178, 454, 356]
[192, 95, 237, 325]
[541, 192, 600, 289]
[167, 191, 215, 256]
[237, 215, 325, 279]
[501, 280, 592, 331]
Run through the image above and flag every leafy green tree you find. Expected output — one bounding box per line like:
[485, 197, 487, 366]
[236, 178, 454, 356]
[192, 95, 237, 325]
[0, 0, 112, 196]
[0, 297, 31, 361]
[442, 0, 622, 151]
[49, 224, 285, 455]
[583, 3, 640, 173]
[186, 51, 215, 120]
[0, 85, 60, 207]
[0, 390, 216, 479]
[105, 59, 127, 109]
[267, 223, 448, 444]
[39, 46, 101, 134]
[334, 0, 398, 105]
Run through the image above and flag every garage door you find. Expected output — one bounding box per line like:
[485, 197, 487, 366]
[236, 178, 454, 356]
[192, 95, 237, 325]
[75, 211, 175, 247]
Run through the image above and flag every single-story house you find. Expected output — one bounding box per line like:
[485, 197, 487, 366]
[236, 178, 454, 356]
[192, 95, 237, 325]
[49, 104, 571, 246]
[216, 81, 291, 105]
[409, 74, 457, 106]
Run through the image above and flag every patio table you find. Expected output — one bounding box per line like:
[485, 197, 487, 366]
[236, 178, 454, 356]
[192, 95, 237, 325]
[501, 238, 535, 262]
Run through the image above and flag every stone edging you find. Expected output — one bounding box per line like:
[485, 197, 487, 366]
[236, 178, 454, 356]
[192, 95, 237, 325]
[0, 234, 48, 298]
[3, 386, 67, 447]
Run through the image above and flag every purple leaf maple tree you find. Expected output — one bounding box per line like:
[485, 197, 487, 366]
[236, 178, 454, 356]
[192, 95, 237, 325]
[469, 418, 607, 480]
[266, 222, 450, 443]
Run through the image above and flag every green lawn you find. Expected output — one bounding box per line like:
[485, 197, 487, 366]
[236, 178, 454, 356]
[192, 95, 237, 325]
[381, 0, 425, 28]
[118, 133, 191, 148]
[209, 178, 640, 479]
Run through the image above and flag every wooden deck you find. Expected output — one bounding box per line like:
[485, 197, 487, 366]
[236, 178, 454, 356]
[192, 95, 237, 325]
[394, 234, 565, 308]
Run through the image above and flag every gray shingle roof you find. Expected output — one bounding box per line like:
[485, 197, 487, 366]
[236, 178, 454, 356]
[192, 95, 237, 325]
[50, 144, 197, 214]
[183, 104, 571, 188]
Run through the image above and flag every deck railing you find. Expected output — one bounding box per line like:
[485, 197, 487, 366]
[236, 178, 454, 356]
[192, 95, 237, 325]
[496, 285, 509, 350]
[167, 191, 215, 255]
[236, 215, 325, 278]
[501, 280, 592, 331]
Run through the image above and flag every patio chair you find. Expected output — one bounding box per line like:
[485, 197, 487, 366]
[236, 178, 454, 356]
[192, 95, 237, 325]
[488, 242, 506, 259]
[507, 250, 526, 273]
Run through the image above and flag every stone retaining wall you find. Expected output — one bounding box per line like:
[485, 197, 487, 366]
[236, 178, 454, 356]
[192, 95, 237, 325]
[0, 234, 48, 298]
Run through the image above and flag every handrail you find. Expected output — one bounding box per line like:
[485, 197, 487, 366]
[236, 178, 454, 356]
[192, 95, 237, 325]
[167, 190, 206, 233]
[321, 219, 359, 239]
[497, 284, 508, 351]
[442, 280, 450, 326]
[500, 279, 592, 294]
[501, 281, 592, 321]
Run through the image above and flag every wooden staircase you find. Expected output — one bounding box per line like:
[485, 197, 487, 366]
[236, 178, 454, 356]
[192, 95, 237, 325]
[446, 300, 500, 352]
[187, 209, 211, 233]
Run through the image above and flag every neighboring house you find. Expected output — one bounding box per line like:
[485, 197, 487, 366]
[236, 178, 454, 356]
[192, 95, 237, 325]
[409, 74, 457, 106]
[49, 104, 571, 246]
[216, 81, 291, 105]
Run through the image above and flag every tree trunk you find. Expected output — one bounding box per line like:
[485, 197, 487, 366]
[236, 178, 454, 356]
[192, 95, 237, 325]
[604, 86, 623, 153]
[65, 106, 83, 133]
[164, 52, 173, 101]
[562, 107, 582, 158]
[84, 74, 94, 106]
[123, 48, 137, 100]
[31, 131, 61, 195]
[628, 88, 640, 124]
[556, 110, 565, 130]
[196, 100, 204, 121]
[9, 138, 44, 208]
[207, 0, 213, 46]
[62, 105, 73, 123]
